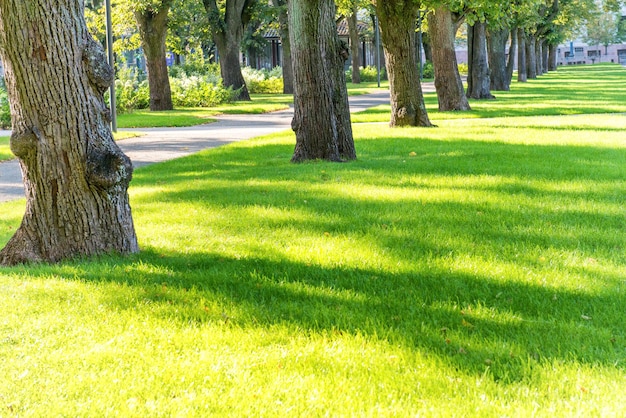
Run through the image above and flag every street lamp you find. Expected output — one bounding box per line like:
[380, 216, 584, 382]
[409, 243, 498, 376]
[105, 0, 117, 132]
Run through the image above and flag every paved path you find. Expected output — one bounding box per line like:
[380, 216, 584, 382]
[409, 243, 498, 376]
[0, 86, 434, 202]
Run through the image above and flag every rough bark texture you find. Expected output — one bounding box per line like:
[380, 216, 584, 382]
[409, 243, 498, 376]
[526, 33, 537, 79]
[289, 0, 355, 162]
[466, 22, 495, 99]
[135, 1, 174, 111]
[203, 0, 252, 101]
[375, 0, 432, 127]
[487, 27, 510, 91]
[276, 0, 294, 95]
[428, 7, 470, 111]
[347, 9, 361, 84]
[0, 0, 138, 265]
[517, 28, 527, 82]
[506, 29, 517, 85]
[541, 40, 549, 73]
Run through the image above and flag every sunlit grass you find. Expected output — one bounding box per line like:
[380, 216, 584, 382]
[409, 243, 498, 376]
[0, 65, 624, 416]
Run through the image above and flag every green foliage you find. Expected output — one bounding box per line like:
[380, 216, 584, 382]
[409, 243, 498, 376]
[0, 79, 10, 129]
[421, 60, 434, 78]
[241, 66, 284, 94]
[115, 67, 150, 113]
[458, 62, 469, 75]
[170, 76, 236, 107]
[346, 65, 387, 82]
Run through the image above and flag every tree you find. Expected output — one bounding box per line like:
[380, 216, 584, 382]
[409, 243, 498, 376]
[202, 0, 255, 101]
[133, 0, 175, 110]
[585, 9, 621, 56]
[428, 6, 471, 110]
[0, 0, 139, 265]
[273, 0, 294, 94]
[373, 0, 432, 127]
[466, 20, 495, 99]
[289, 0, 356, 162]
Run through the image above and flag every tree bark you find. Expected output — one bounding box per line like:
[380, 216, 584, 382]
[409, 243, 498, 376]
[0, 0, 138, 265]
[375, 0, 432, 127]
[487, 26, 510, 91]
[276, 0, 294, 94]
[541, 39, 549, 73]
[135, 1, 174, 111]
[526, 33, 537, 79]
[428, 7, 470, 111]
[517, 27, 527, 82]
[548, 43, 558, 71]
[535, 37, 543, 75]
[289, 0, 355, 162]
[506, 28, 517, 85]
[203, 0, 252, 101]
[467, 21, 495, 99]
[347, 8, 361, 84]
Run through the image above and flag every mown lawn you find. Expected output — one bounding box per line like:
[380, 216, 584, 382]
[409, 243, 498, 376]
[0, 64, 624, 416]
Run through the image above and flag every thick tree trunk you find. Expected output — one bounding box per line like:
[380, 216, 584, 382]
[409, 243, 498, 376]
[467, 22, 495, 99]
[376, 1, 432, 127]
[203, 0, 252, 101]
[517, 28, 527, 82]
[289, 0, 355, 162]
[535, 38, 543, 75]
[277, 1, 294, 94]
[428, 7, 470, 111]
[0, 0, 138, 265]
[348, 9, 361, 84]
[135, 1, 174, 111]
[506, 28, 517, 85]
[526, 33, 537, 79]
[548, 43, 558, 71]
[487, 27, 510, 91]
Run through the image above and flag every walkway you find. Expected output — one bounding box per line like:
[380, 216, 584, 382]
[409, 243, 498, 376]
[0, 85, 434, 202]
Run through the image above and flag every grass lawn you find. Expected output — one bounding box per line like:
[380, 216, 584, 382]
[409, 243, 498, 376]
[117, 94, 293, 128]
[0, 64, 625, 416]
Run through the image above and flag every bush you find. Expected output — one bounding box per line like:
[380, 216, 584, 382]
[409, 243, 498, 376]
[346, 65, 387, 82]
[0, 79, 10, 129]
[115, 67, 150, 113]
[170, 76, 236, 107]
[420, 61, 434, 79]
[241, 66, 284, 94]
[458, 62, 469, 76]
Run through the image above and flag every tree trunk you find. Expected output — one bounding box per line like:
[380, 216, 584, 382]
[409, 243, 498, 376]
[548, 43, 558, 71]
[506, 28, 517, 85]
[535, 37, 543, 75]
[289, 0, 355, 162]
[277, 1, 294, 94]
[487, 27, 510, 91]
[347, 8, 361, 84]
[541, 40, 549, 72]
[203, 0, 252, 101]
[375, 0, 432, 127]
[134, 1, 174, 111]
[517, 28, 527, 82]
[467, 21, 495, 99]
[526, 33, 537, 79]
[0, 0, 138, 265]
[428, 7, 470, 111]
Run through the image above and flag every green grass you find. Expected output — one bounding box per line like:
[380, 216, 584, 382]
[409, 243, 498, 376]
[0, 64, 625, 416]
[117, 94, 293, 128]
[352, 64, 626, 123]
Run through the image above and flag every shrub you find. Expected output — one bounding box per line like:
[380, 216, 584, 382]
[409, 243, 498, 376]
[458, 62, 469, 76]
[346, 65, 387, 82]
[0, 79, 10, 129]
[170, 75, 236, 107]
[242, 66, 284, 94]
[421, 61, 434, 79]
[115, 67, 150, 113]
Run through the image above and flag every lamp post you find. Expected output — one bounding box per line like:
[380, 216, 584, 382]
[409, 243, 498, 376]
[105, 0, 117, 132]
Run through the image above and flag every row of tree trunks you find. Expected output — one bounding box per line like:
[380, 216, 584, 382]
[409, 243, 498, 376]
[289, 0, 355, 162]
[347, 6, 361, 84]
[0, 0, 139, 265]
[376, 0, 432, 127]
[428, 7, 470, 111]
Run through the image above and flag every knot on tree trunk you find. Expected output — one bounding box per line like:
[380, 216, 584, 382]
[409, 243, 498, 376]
[86, 140, 133, 190]
[10, 128, 41, 160]
[82, 37, 114, 96]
